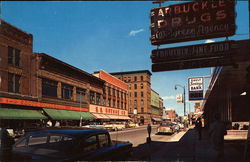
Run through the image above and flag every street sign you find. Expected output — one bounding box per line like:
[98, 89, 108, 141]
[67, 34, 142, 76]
[150, 0, 236, 45]
[176, 94, 183, 103]
[151, 41, 235, 63]
[188, 77, 204, 100]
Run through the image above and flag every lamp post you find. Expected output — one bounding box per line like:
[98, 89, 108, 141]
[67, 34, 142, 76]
[174, 84, 186, 117]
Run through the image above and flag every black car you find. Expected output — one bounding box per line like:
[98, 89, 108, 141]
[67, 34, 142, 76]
[12, 127, 132, 161]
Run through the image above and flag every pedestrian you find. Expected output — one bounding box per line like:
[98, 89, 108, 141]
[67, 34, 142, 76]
[147, 123, 152, 138]
[195, 117, 202, 140]
[209, 113, 227, 162]
[0, 127, 15, 162]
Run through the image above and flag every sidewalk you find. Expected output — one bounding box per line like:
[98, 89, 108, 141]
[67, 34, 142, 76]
[134, 128, 246, 161]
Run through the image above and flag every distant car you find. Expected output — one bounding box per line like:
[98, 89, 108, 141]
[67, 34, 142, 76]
[156, 122, 176, 135]
[12, 128, 132, 161]
[83, 125, 105, 129]
[178, 123, 184, 129]
[104, 123, 125, 131]
[128, 123, 137, 128]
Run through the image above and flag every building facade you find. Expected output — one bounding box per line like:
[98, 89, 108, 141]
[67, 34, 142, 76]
[92, 70, 130, 121]
[151, 89, 163, 123]
[110, 70, 152, 124]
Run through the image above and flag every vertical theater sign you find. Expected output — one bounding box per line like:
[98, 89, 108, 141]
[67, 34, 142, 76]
[150, 0, 236, 45]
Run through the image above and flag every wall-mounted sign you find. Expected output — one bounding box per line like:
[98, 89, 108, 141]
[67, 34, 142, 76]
[188, 77, 204, 100]
[150, 0, 236, 45]
[151, 41, 234, 63]
[176, 94, 183, 103]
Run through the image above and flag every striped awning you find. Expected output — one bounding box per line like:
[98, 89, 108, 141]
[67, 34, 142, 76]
[43, 108, 94, 120]
[91, 113, 110, 119]
[0, 108, 47, 120]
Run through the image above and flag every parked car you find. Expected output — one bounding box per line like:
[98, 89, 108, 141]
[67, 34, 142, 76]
[128, 122, 137, 128]
[104, 123, 125, 131]
[12, 127, 132, 161]
[156, 122, 176, 135]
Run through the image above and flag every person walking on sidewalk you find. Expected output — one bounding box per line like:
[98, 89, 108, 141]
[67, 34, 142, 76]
[209, 113, 227, 162]
[147, 124, 152, 141]
[195, 118, 202, 140]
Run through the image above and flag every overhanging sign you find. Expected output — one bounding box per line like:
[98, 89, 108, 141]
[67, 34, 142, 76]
[176, 94, 183, 103]
[151, 41, 235, 63]
[150, 0, 236, 45]
[188, 77, 204, 100]
[151, 40, 250, 72]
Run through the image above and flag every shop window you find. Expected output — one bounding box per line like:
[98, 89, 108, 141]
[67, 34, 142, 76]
[76, 88, 86, 103]
[96, 93, 101, 105]
[42, 78, 57, 97]
[62, 83, 73, 100]
[8, 73, 21, 93]
[90, 91, 95, 104]
[8, 46, 20, 67]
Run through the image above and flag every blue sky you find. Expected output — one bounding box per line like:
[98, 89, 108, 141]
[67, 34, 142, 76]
[2, 1, 249, 116]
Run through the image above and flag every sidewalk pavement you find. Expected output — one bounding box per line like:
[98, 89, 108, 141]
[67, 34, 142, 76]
[134, 127, 247, 162]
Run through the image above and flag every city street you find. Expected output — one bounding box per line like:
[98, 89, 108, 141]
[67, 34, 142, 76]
[110, 125, 184, 160]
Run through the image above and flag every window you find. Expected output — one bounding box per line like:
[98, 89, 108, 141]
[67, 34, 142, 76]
[90, 91, 95, 104]
[98, 134, 109, 148]
[117, 101, 120, 108]
[117, 90, 120, 98]
[130, 92, 132, 97]
[8, 46, 20, 67]
[129, 84, 131, 90]
[128, 77, 131, 82]
[76, 88, 86, 103]
[83, 135, 98, 152]
[134, 84, 137, 89]
[108, 99, 111, 107]
[108, 87, 111, 96]
[121, 102, 123, 109]
[141, 92, 144, 97]
[96, 93, 101, 105]
[141, 107, 144, 113]
[134, 76, 137, 81]
[140, 83, 144, 89]
[103, 98, 106, 106]
[103, 86, 106, 94]
[129, 108, 132, 113]
[62, 83, 73, 100]
[113, 99, 116, 107]
[113, 88, 116, 97]
[141, 75, 143, 81]
[134, 100, 137, 106]
[42, 78, 57, 97]
[8, 73, 21, 93]
[134, 92, 137, 97]
[28, 135, 48, 146]
[141, 99, 144, 105]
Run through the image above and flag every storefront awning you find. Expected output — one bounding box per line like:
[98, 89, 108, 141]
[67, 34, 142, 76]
[119, 116, 131, 120]
[91, 113, 110, 119]
[0, 108, 47, 120]
[152, 118, 162, 122]
[43, 108, 94, 120]
[105, 114, 120, 120]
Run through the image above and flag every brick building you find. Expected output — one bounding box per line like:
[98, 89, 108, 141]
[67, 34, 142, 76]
[92, 70, 130, 121]
[110, 70, 152, 124]
[163, 109, 178, 122]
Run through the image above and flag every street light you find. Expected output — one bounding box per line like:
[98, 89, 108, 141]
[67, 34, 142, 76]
[174, 84, 186, 117]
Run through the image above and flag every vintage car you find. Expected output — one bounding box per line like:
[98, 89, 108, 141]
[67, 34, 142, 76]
[12, 128, 132, 161]
[156, 122, 176, 135]
[104, 123, 126, 131]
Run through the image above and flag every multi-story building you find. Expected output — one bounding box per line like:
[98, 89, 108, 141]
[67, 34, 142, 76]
[163, 109, 178, 122]
[92, 70, 130, 121]
[110, 70, 152, 124]
[0, 19, 131, 130]
[151, 89, 163, 123]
